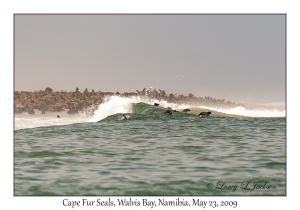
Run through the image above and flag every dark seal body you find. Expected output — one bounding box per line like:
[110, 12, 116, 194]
[182, 109, 190, 113]
[198, 111, 212, 117]
[122, 114, 131, 119]
[164, 109, 173, 114]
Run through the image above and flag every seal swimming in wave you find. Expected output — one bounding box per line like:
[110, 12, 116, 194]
[164, 109, 173, 115]
[198, 111, 211, 117]
[167, 107, 178, 112]
[122, 114, 131, 119]
[154, 103, 159, 106]
[164, 107, 179, 114]
[182, 109, 190, 113]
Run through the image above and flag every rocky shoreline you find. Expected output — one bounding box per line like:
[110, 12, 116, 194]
[14, 87, 244, 115]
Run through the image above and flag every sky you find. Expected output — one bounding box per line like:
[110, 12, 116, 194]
[15, 14, 285, 104]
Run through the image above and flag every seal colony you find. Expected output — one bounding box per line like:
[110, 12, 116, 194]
[14, 87, 244, 115]
[163, 107, 211, 117]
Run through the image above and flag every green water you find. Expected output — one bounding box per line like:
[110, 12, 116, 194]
[14, 103, 286, 195]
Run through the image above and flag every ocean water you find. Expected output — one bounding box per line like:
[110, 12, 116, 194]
[14, 96, 286, 196]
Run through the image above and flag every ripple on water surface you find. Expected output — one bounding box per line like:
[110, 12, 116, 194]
[14, 115, 286, 195]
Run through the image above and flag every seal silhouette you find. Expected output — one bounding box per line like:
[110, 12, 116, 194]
[164, 109, 173, 115]
[198, 111, 211, 117]
[182, 109, 190, 113]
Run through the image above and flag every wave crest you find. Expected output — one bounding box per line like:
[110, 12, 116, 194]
[15, 96, 285, 130]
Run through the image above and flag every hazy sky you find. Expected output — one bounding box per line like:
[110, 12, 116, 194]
[15, 14, 285, 104]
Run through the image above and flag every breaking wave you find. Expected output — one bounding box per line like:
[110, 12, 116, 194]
[14, 96, 285, 130]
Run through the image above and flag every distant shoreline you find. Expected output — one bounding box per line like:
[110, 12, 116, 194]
[13, 87, 245, 115]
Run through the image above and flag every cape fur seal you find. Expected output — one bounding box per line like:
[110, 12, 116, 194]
[182, 109, 190, 113]
[164, 109, 173, 114]
[154, 103, 159, 106]
[164, 108, 178, 114]
[198, 111, 211, 117]
[122, 114, 131, 119]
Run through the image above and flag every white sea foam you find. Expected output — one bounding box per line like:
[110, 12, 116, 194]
[89, 96, 135, 122]
[255, 102, 286, 109]
[87, 96, 286, 120]
[14, 96, 286, 130]
[14, 111, 91, 130]
[198, 105, 286, 117]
